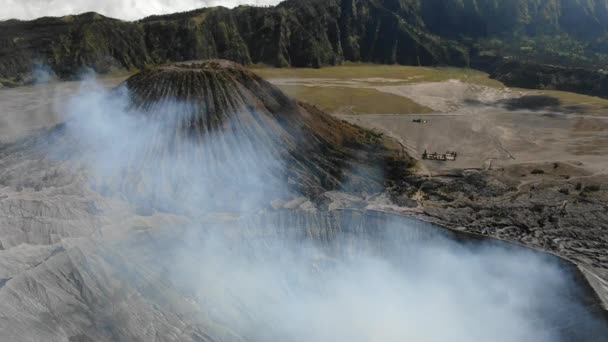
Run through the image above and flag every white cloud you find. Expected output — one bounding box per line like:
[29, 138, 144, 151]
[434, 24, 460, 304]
[0, 0, 282, 21]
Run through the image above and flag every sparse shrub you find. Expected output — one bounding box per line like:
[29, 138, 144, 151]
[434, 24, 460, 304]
[531, 169, 545, 175]
[583, 185, 601, 192]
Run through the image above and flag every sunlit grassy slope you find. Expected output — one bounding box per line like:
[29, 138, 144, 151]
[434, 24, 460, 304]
[277, 85, 433, 115]
[252, 63, 500, 114]
[252, 63, 608, 115]
[252, 63, 503, 87]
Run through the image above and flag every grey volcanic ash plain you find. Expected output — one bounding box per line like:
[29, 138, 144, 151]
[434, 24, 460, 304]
[0, 61, 607, 341]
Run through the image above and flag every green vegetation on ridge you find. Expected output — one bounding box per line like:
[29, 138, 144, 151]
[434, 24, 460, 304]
[4, 0, 608, 97]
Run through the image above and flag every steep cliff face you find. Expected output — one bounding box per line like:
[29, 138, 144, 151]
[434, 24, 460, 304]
[0, 0, 468, 86]
[0, 13, 151, 84]
[3, 0, 608, 97]
[261, 0, 466, 67]
[142, 8, 253, 65]
[421, 0, 608, 38]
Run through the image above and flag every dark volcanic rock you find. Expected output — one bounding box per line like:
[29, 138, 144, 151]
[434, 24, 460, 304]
[120, 60, 414, 198]
[398, 164, 608, 306]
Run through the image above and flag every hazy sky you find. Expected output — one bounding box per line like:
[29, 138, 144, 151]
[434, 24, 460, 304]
[0, 0, 282, 21]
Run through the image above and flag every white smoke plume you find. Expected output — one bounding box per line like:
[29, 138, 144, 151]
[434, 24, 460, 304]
[170, 223, 572, 342]
[0, 0, 282, 21]
[34, 73, 608, 341]
[58, 75, 288, 214]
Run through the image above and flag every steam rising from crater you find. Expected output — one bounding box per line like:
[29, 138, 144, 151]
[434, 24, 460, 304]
[42, 68, 608, 341]
[60, 78, 285, 213]
[171, 223, 572, 342]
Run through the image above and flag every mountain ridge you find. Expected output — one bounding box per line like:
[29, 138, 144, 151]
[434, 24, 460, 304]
[2, 0, 608, 97]
[0, 0, 470, 86]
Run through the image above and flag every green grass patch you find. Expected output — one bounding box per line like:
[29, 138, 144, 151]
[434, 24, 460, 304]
[251, 63, 504, 114]
[277, 84, 433, 115]
[252, 63, 504, 88]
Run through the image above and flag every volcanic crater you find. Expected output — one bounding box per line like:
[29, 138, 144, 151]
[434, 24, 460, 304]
[0, 60, 607, 341]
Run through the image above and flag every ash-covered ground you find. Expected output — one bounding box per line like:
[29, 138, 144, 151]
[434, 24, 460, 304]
[264, 71, 608, 309]
[0, 61, 607, 341]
